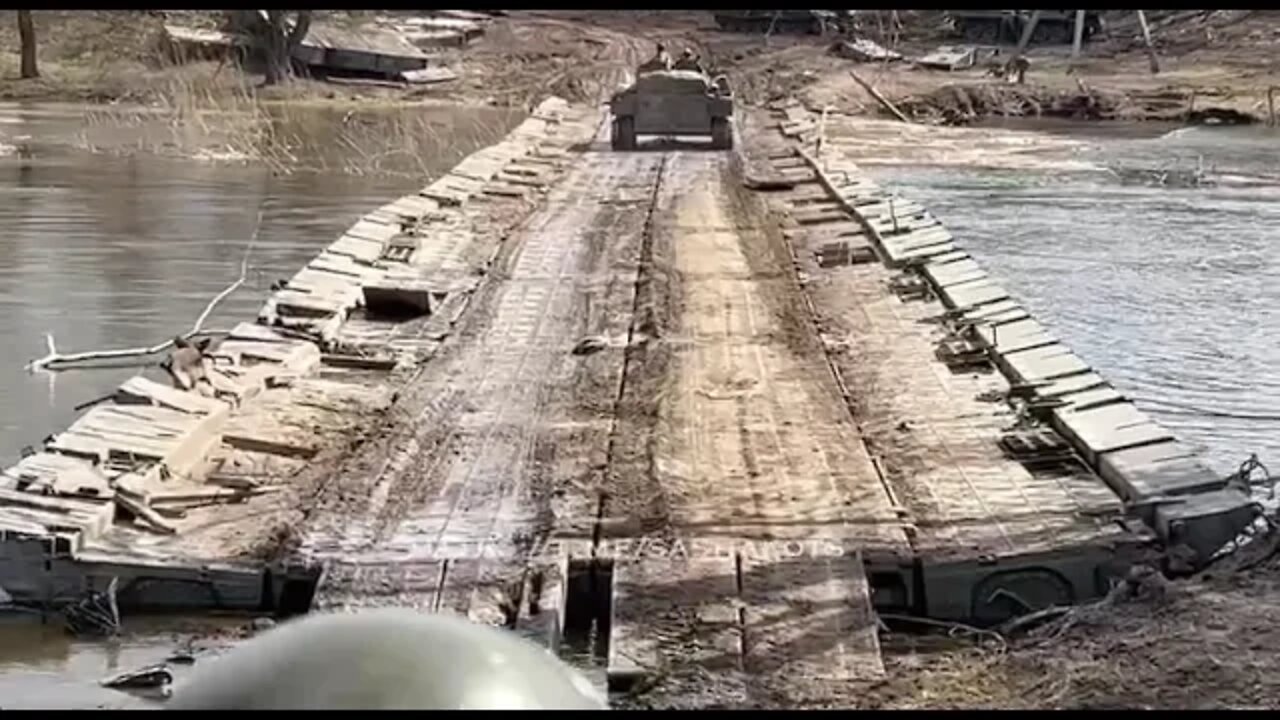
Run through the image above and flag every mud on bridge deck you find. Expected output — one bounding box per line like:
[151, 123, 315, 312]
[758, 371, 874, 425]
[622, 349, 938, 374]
[3, 85, 1254, 705]
[288, 99, 1259, 706]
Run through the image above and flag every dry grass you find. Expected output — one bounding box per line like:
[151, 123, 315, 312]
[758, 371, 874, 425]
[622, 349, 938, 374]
[3, 11, 526, 176]
[862, 535, 1280, 711]
[75, 68, 520, 177]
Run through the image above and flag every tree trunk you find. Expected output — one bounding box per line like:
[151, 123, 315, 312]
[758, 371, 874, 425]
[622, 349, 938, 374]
[17, 10, 38, 79]
[261, 10, 312, 86]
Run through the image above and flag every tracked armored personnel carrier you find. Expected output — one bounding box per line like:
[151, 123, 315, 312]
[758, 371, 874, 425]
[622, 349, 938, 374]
[608, 68, 734, 151]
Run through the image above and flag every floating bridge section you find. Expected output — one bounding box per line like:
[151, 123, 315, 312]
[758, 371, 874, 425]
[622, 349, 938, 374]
[771, 102, 1259, 572]
[0, 89, 1262, 708]
[0, 98, 594, 615]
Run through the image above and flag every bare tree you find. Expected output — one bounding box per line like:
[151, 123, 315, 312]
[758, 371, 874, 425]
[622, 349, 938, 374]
[262, 10, 312, 86]
[17, 10, 37, 79]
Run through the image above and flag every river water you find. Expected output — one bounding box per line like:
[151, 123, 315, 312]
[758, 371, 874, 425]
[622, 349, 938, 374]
[0, 101, 521, 708]
[0, 103, 520, 467]
[0, 105, 1277, 706]
[862, 120, 1280, 475]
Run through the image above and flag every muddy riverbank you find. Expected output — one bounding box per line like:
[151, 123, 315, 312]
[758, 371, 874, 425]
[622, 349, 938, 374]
[0, 11, 644, 110]
[6, 11, 1278, 127]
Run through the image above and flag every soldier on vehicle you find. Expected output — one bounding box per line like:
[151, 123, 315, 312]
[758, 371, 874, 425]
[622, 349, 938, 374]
[673, 47, 702, 72]
[639, 42, 673, 72]
[655, 42, 672, 68]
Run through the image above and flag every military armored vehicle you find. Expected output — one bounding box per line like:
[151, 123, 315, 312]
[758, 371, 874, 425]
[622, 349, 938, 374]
[608, 68, 734, 151]
[949, 10, 1102, 46]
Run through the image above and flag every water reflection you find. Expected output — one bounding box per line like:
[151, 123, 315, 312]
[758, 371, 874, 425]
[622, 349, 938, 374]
[0, 616, 239, 709]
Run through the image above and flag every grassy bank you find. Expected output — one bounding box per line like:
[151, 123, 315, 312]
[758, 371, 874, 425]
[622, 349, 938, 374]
[0, 11, 423, 106]
[1, 11, 531, 173]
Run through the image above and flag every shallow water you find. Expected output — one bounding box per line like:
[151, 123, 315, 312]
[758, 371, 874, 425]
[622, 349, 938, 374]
[866, 123, 1280, 475]
[0, 615, 242, 709]
[0, 100, 521, 707]
[0, 102, 520, 466]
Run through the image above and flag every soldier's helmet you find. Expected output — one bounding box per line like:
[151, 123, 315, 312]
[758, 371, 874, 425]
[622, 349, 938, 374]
[166, 610, 608, 710]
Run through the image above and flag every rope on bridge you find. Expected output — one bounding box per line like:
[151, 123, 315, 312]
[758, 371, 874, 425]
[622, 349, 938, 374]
[1227, 452, 1275, 502]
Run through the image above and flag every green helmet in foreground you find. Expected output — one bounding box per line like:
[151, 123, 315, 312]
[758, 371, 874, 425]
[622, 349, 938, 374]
[167, 609, 607, 710]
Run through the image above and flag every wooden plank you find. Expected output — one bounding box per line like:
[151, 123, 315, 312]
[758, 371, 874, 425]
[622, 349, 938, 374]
[150, 486, 277, 505]
[4, 453, 111, 498]
[228, 322, 296, 344]
[217, 340, 307, 365]
[608, 557, 743, 695]
[0, 509, 53, 536]
[51, 405, 182, 461]
[878, 225, 953, 253]
[346, 219, 400, 244]
[0, 505, 100, 536]
[0, 487, 105, 516]
[321, 354, 399, 371]
[452, 156, 507, 183]
[1059, 386, 1125, 411]
[222, 434, 319, 459]
[277, 283, 362, 312]
[961, 299, 1027, 324]
[313, 560, 446, 613]
[289, 268, 363, 294]
[1053, 401, 1174, 467]
[1001, 344, 1091, 384]
[206, 472, 264, 490]
[885, 241, 957, 264]
[975, 318, 1056, 354]
[104, 404, 194, 431]
[939, 279, 1011, 310]
[310, 252, 383, 279]
[113, 492, 177, 535]
[1098, 441, 1224, 504]
[46, 433, 109, 463]
[328, 235, 384, 263]
[924, 250, 971, 265]
[64, 404, 222, 478]
[739, 553, 884, 682]
[923, 258, 986, 288]
[1031, 372, 1108, 399]
[115, 376, 226, 416]
[421, 186, 469, 206]
[861, 199, 927, 218]
[269, 289, 351, 318]
[380, 195, 437, 220]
